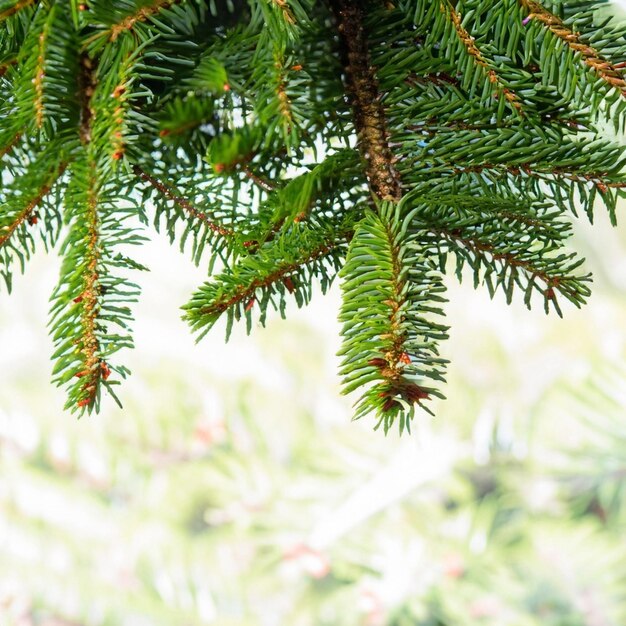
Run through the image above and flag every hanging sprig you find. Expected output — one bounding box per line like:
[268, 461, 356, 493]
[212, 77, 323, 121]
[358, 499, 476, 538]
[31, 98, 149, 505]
[338, 204, 448, 433]
[46, 53, 147, 414]
[53, 161, 104, 409]
[184, 215, 351, 339]
[330, 0, 450, 430]
[48, 157, 147, 413]
[405, 195, 591, 315]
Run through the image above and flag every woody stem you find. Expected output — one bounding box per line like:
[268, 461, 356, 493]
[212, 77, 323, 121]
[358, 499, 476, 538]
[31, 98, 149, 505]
[329, 0, 402, 202]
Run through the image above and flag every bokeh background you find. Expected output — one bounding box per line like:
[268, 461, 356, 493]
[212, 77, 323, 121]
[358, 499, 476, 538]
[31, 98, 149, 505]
[2, 191, 626, 625]
[2, 3, 626, 623]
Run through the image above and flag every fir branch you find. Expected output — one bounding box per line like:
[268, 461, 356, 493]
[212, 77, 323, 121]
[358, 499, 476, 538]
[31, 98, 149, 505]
[436, 228, 557, 288]
[520, 0, 626, 99]
[441, 0, 524, 114]
[109, 0, 183, 42]
[49, 161, 146, 414]
[54, 49, 99, 409]
[408, 116, 590, 134]
[330, 0, 402, 201]
[184, 219, 351, 337]
[411, 192, 569, 239]
[0, 161, 66, 249]
[486, 207, 560, 235]
[404, 158, 624, 223]
[331, 3, 453, 426]
[418, 216, 591, 314]
[1, 0, 626, 424]
[193, 237, 343, 320]
[47, 50, 140, 412]
[0, 0, 37, 22]
[133, 165, 235, 238]
[338, 205, 448, 432]
[74, 167, 103, 409]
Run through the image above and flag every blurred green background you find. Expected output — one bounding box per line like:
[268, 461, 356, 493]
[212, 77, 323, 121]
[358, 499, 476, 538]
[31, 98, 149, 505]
[2, 0, 626, 621]
[1, 188, 626, 625]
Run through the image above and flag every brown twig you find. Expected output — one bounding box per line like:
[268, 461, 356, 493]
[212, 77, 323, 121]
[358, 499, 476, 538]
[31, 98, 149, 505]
[242, 165, 276, 192]
[76, 169, 103, 409]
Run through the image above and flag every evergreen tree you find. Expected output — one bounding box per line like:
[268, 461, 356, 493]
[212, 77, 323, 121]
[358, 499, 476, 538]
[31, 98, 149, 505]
[1, 0, 625, 431]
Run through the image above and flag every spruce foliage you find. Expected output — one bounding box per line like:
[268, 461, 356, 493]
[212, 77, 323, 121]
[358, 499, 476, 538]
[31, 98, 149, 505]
[1, 0, 625, 430]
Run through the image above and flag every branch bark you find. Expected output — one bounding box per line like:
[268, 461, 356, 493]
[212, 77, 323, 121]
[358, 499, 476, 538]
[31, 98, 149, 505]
[329, 0, 402, 202]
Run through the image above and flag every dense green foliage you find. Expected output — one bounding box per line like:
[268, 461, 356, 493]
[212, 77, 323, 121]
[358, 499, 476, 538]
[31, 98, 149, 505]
[1, 0, 625, 429]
